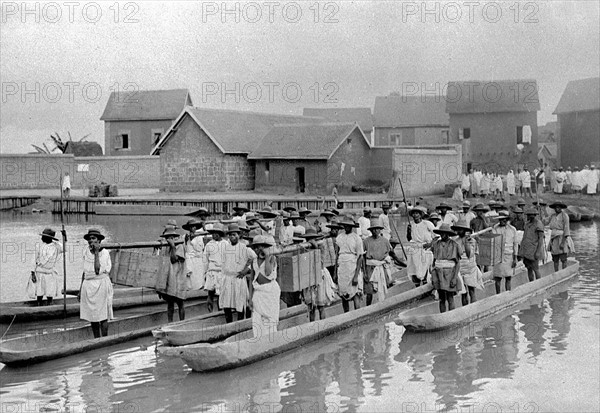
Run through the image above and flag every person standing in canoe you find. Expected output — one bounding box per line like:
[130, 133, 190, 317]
[182, 218, 206, 291]
[491, 211, 519, 294]
[519, 209, 546, 282]
[336, 218, 364, 313]
[451, 221, 483, 305]
[79, 229, 113, 338]
[220, 223, 255, 323]
[249, 235, 280, 338]
[156, 227, 187, 322]
[406, 206, 435, 288]
[29, 228, 64, 305]
[204, 223, 227, 312]
[430, 224, 463, 313]
[378, 203, 392, 240]
[544, 202, 571, 271]
[363, 218, 405, 306]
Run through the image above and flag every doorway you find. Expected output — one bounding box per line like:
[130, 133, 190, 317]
[295, 167, 305, 193]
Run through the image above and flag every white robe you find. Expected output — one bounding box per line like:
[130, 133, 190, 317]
[251, 258, 280, 338]
[80, 248, 113, 322]
[30, 241, 63, 298]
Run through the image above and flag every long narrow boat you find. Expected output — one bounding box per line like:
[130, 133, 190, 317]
[153, 277, 414, 346]
[0, 288, 206, 323]
[159, 281, 434, 372]
[395, 259, 579, 333]
[0, 298, 211, 366]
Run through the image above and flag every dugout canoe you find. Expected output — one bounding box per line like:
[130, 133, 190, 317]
[0, 288, 206, 323]
[159, 280, 433, 372]
[0, 298, 211, 366]
[395, 259, 579, 333]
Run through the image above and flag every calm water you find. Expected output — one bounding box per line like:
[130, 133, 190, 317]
[1, 212, 599, 412]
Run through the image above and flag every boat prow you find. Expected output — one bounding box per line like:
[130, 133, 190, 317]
[395, 259, 579, 333]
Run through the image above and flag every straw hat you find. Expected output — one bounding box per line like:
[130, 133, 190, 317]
[513, 207, 524, 213]
[532, 200, 547, 206]
[288, 211, 300, 219]
[208, 223, 226, 235]
[451, 220, 471, 232]
[233, 203, 250, 212]
[461, 201, 471, 208]
[226, 223, 241, 234]
[40, 228, 58, 241]
[83, 228, 105, 241]
[472, 203, 489, 212]
[243, 228, 262, 241]
[339, 217, 359, 228]
[160, 228, 181, 238]
[516, 198, 526, 206]
[497, 211, 510, 220]
[549, 201, 567, 209]
[433, 223, 456, 236]
[409, 206, 427, 216]
[524, 208, 539, 215]
[320, 209, 336, 217]
[298, 207, 312, 215]
[245, 213, 259, 222]
[436, 202, 452, 210]
[368, 217, 384, 231]
[428, 213, 441, 221]
[182, 218, 203, 231]
[258, 206, 278, 218]
[251, 234, 275, 247]
[301, 228, 322, 240]
[283, 205, 297, 212]
[164, 219, 179, 230]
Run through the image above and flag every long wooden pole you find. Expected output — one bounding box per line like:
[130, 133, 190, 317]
[59, 179, 67, 318]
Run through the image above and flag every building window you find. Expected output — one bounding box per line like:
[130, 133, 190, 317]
[390, 133, 402, 146]
[459, 128, 471, 140]
[516, 126, 523, 144]
[115, 130, 130, 150]
[152, 128, 164, 146]
[265, 161, 270, 172]
[441, 130, 449, 144]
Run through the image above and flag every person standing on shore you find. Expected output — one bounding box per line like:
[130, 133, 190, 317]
[79, 229, 113, 338]
[156, 227, 187, 322]
[519, 209, 545, 282]
[62, 172, 71, 198]
[378, 204, 392, 240]
[357, 208, 372, 239]
[336, 218, 364, 313]
[492, 211, 518, 294]
[519, 167, 533, 198]
[544, 202, 571, 271]
[29, 228, 63, 305]
[204, 223, 227, 312]
[406, 206, 435, 288]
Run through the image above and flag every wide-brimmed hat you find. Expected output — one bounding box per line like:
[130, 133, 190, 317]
[283, 205, 297, 212]
[532, 200, 547, 206]
[513, 207, 524, 213]
[472, 203, 489, 212]
[330, 208, 340, 216]
[226, 223, 241, 234]
[491, 202, 505, 209]
[382, 203, 392, 209]
[298, 207, 312, 215]
[433, 223, 456, 236]
[549, 201, 567, 209]
[436, 202, 452, 210]
[428, 212, 441, 221]
[288, 211, 300, 219]
[320, 209, 336, 217]
[160, 228, 181, 238]
[301, 228, 322, 240]
[233, 203, 250, 213]
[363, 207, 372, 213]
[451, 220, 472, 233]
[497, 211, 510, 220]
[245, 213, 259, 222]
[242, 228, 262, 241]
[409, 206, 427, 216]
[258, 206, 278, 218]
[208, 223, 226, 235]
[236, 221, 250, 232]
[164, 219, 179, 229]
[525, 208, 539, 215]
[40, 228, 59, 241]
[182, 218, 203, 231]
[516, 198, 527, 206]
[368, 217, 384, 231]
[83, 228, 105, 241]
[339, 217, 359, 228]
[461, 201, 471, 208]
[251, 234, 275, 247]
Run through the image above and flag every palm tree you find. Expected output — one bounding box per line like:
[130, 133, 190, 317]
[31, 132, 90, 154]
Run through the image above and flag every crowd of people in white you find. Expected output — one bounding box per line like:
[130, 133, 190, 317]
[461, 164, 599, 198]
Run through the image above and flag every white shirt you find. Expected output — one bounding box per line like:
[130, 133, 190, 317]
[440, 212, 458, 226]
[82, 248, 111, 279]
[357, 216, 371, 239]
[410, 220, 435, 243]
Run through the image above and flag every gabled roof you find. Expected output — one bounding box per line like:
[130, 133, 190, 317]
[248, 123, 370, 160]
[152, 107, 325, 155]
[373, 95, 449, 127]
[538, 143, 557, 159]
[445, 80, 540, 114]
[302, 108, 373, 132]
[553, 77, 600, 114]
[100, 89, 191, 121]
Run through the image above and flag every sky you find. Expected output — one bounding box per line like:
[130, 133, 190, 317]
[1, 0, 599, 154]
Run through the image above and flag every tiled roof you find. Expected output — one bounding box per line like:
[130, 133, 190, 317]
[553, 77, 600, 114]
[152, 107, 325, 155]
[302, 108, 373, 132]
[248, 123, 367, 160]
[373, 95, 448, 127]
[100, 89, 190, 121]
[445, 80, 540, 114]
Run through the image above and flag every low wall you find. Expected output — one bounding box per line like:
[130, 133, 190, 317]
[390, 145, 462, 197]
[0, 154, 160, 189]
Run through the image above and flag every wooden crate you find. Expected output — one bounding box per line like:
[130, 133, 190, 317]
[277, 249, 321, 292]
[109, 250, 170, 289]
[476, 233, 503, 266]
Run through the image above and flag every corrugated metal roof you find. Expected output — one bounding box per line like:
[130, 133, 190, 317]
[553, 77, 600, 114]
[303, 107, 373, 132]
[445, 80, 540, 114]
[152, 107, 326, 155]
[248, 123, 365, 160]
[373, 95, 448, 127]
[100, 89, 190, 121]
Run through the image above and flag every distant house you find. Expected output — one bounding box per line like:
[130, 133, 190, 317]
[63, 141, 103, 156]
[302, 108, 373, 143]
[248, 123, 371, 194]
[446, 80, 540, 172]
[538, 144, 557, 169]
[101, 89, 192, 156]
[373, 95, 449, 147]
[151, 107, 324, 192]
[553, 77, 600, 168]
[538, 121, 557, 167]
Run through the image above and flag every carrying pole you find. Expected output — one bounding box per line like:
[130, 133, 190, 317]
[59, 179, 68, 318]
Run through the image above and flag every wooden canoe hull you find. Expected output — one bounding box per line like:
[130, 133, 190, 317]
[94, 204, 199, 216]
[0, 289, 205, 323]
[395, 259, 579, 333]
[159, 282, 434, 372]
[0, 299, 209, 366]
